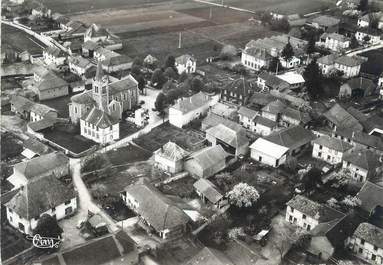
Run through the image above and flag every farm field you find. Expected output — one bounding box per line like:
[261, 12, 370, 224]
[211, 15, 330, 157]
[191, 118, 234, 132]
[1, 24, 45, 55]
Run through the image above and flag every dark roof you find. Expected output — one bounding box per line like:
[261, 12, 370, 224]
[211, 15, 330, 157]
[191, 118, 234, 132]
[10, 95, 57, 116]
[193, 179, 223, 204]
[82, 107, 118, 129]
[223, 78, 253, 97]
[206, 123, 249, 148]
[312, 135, 353, 152]
[265, 125, 315, 150]
[317, 54, 337, 65]
[248, 92, 276, 108]
[281, 106, 312, 124]
[357, 181, 383, 213]
[13, 152, 68, 180]
[36, 72, 68, 92]
[28, 117, 57, 132]
[343, 77, 377, 93]
[254, 116, 277, 128]
[154, 141, 189, 161]
[353, 222, 383, 249]
[334, 129, 383, 151]
[287, 195, 345, 222]
[343, 149, 382, 171]
[70, 90, 95, 105]
[5, 174, 76, 219]
[185, 247, 234, 265]
[363, 115, 383, 134]
[202, 113, 239, 131]
[82, 40, 100, 51]
[258, 72, 290, 91]
[262, 100, 286, 115]
[102, 55, 132, 67]
[311, 15, 340, 27]
[45, 46, 66, 57]
[323, 103, 363, 132]
[123, 181, 190, 231]
[108, 75, 138, 95]
[243, 47, 272, 60]
[176, 54, 195, 65]
[335, 55, 366, 67]
[23, 137, 51, 155]
[38, 231, 137, 265]
[238, 106, 257, 119]
[185, 145, 229, 171]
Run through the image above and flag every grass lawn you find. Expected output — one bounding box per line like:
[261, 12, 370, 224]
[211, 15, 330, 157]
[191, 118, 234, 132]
[1, 24, 45, 55]
[133, 122, 205, 152]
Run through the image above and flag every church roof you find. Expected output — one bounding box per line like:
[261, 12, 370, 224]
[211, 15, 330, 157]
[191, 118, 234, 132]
[82, 107, 118, 129]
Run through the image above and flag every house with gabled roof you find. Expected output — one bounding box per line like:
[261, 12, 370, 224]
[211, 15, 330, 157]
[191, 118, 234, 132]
[317, 32, 350, 52]
[121, 180, 190, 239]
[256, 71, 290, 92]
[334, 55, 367, 78]
[317, 54, 337, 75]
[184, 145, 229, 179]
[175, 54, 196, 74]
[347, 222, 383, 265]
[154, 141, 190, 174]
[286, 195, 346, 232]
[5, 174, 77, 235]
[339, 77, 378, 98]
[201, 112, 239, 132]
[261, 99, 286, 122]
[357, 181, 383, 215]
[220, 77, 255, 105]
[308, 15, 340, 32]
[253, 116, 277, 136]
[280, 106, 312, 128]
[169, 91, 216, 128]
[43, 46, 67, 66]
[10, 95, 58, 122]
[333, 129, 383, 154]
[356, 27, 382, 44]
[193, 179, 227, 209]
[312, 135, 353, 164]
[342, 150, 382, 183]
[7, 152, 69, 189]
[238, 106, 258, 130]
[241, 47, 273, 71]
[21, 137, 52, 159]
[206, 122, 249, 156]
[30, 71, 69, 101]
[324, 103, 364, 132]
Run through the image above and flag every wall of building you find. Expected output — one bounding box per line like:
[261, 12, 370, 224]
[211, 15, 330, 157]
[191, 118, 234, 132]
[285, 206, 318, 231]
[312, 143, 344, 164]
[154, 155, 183, 174]
[37, 85, 69, 101]
[342, 161, 369, 182]
[250, 148, 286, 167]
[348, 236, 383, 265]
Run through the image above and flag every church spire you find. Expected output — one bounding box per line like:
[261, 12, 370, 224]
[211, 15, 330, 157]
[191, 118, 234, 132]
[95, 60, 104, 81]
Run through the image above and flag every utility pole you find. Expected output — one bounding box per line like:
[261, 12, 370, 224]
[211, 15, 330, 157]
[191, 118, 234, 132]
[178, 32, 182, 49]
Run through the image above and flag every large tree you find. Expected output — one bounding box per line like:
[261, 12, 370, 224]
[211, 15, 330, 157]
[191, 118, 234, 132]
[220, 45, 237, 60]
[164, 55, 176, 69]
[164, 67, 177, 80]
[151, 68, 166, 89]
[33, 214, 63, 239]
[268, 57, 283, 73]
[191, 77, 204, 92]
[350, 35, 359, 49]
[281, 41, 294, 61]
[227, 183, 260, 208]
[358, 0, 369, 11]
[303, 58, 323, 99]
[306, 35, 316, 54]
[154, 92, 167, 113]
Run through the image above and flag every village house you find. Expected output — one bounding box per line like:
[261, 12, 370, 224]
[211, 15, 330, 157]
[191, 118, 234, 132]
[69, 62, 138, 124]
[334, 129, 383, 154]
[261, 99, 287, 122]
[253, 116, 277, 136]
[185, 247, 234, 265]
[193, 178, 227, 209]
[5, 174, 77, 235]
[220, 77, 254, 105]
[279, 56, 301, 69]
[94, 47, 120, 62]
[206, 123, 249, 156]
[241, 47, 273, 71]
[68, 55, 95, 77]
[80, 107, 120, 144]
[31, 71, 69, 101]
[358, 12, 383, 29]
[339, 77, 377, 98]
[154, 141, 190, 174]
[250, 125, 315, 167]
[342, 149, 382, 183]
[323, 103, 364, 132]
[312, 135, 353, 164]
[82, 40, 100, 58]
[201, 112, 240, 132]
[317, 54, 337, 75]
[33, 231, 139, 265]
[280, 106, 312, 127]
[209, 102, 238, 121]
[317, 32, 350, 52]
[31, 2, 51, 17]
[256, 72, 290, 92]
[347, 222, 383, 265]
[175, 54, 196, 74]
[184, 145, 228, 178]
[7, 152, 69, 189]
[334, 55, 367, 78]
[276, 71, 305, 90]
[247, 91, 276, 111]
[43, 46, 67, 66]
[356, 28, 382, 44]
[10, 95, 58, 121]
[101, 55, 133, 73]
[357, 181, 383, 216]
[21, 137, 51, 160]
[143, 54, 159, 68]
[169, 91, 216, 128]
[84, 23, 113, 43]
[238, 106, 258, 130]
[121, 181, 190, 239]
[64, 20, 88, 37]
[286, 195, 345, 232]
[308, 15, 340, 32]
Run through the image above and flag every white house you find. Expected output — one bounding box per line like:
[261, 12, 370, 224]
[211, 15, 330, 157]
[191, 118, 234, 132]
[355, 28, 381, 44]
[334, 55, 366, 78]
[238, 106, 258, 130]
[276, 71, 305, 89]
[347, 222, 383, 265]
[5, 174, 77, 235]
[357, 12, 383, 29]
[80, 107, 120, 144]
[43, 46, 67, 66]
[69, 56, 95, 77]
[250, 137, 288, 167]
[342, 150, 382, 183]
[317, 32, 350, 52]
[253, 116, 277, 136]
[286, 195, 345, 232]
[312, 135, 353, 164]
[154, 141, 189, 174]
[317, 54, 337, 75]
[241, 48, 272, 71]
[279, 56, 301, 69]
[169, 92, 216, 128]
[175, 54, 196, 74]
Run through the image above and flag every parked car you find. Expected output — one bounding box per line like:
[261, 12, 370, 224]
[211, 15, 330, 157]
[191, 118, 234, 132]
[253, 227, 272, 247]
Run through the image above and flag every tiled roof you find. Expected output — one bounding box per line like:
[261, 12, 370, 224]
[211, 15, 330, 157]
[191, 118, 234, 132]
[102, 55, 132, 67]
[343, 149, 382, 171]
[317, 54, 337, 65]
[312, 135, 353, 152]
[10, 95, 57, 116]
[287, 195, 345, 222]
[238, 106, 257, 119]
[311, 15, 340, 27]
[258, 72, 290, 91]
[250, 137, 289, 159]
[353, 222, 383, 249]
[85, 24, 109, 38]
[171, 92, 210, 114]
[223, 77, 253, 96]
[248, 92, 276, 107]
[82, 40, 100, 51]
[5, 174, 76, 219]
[108, 75, 138, 95]
[82, 107, 118, 129]
[36, 72, 68, 91]
[254, 116, 277, 128]
[23, 137, 51, 156]
[176, 54, 195, 65]
[12, 152, 69, 180]
[323, 104, 363, 131]
[193, 179, 223, 204]
[70, 90, 96, 105]
[155, 141, 189, 161]
[206, 123, 249, 148]
[335, 55, 366, 67]
[185, 247, 234, 265]
[265, 125, 315, 150]
[202, 113, 238, 131]
[28, 117, 57, 132]
[281, 106, 311, 124]
[45, 46, 66, 57]
[321, 32, 349, 43]
[186, 145, 228, 171]
[69, 56, 94, 69]
[243, 47, 272, 60]
[262, 99, 286, 115]
[357, 181, 383, 213]
[123, 181, 189, 231]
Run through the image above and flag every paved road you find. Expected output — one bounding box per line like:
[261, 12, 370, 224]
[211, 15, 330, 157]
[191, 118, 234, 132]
[346, 41, 383, 57]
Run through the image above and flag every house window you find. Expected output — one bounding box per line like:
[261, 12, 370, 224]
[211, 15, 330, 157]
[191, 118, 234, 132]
[347, 162, 350, 167]
[18, 223, 25, 232]
[259, 156, 262, 162]
[307, 224, 311, 231]
[289, 215, 293, 221]
[319, 145, 322, 150]
[318, 152, 322, 157]
[8, 208, 12, 213]
[361, 239, 365, 245]
[374, 245, 378, 251]
[327, 155, 331, 160]
[65, 207, 73, 215]
[303, 214, 306, 219]
[359, 248, 363, 254]
[372, 254, 376, 261]
[9, 216, 13, 222]
[290, 207, 294, 213]
[65, 200, 71, 205]
[52, 207, 56, 213]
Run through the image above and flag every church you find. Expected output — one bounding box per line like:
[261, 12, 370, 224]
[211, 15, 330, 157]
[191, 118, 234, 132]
[68, 61, 139, 144]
